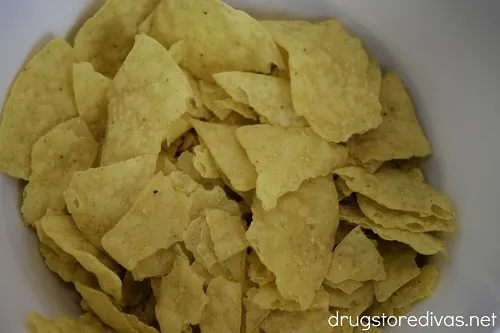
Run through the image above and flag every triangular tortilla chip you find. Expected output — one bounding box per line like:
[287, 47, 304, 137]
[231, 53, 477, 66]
[246, 176, 338, 309]
[100, 35, 193, 166]
[0, 38, 77, 179]
[22, 118, 98, 226]
[149, 0, 284, 81]
[237, 125, 347, 210]
[348, 72, 432, 165]
[262, 20, 381, 143]
[325, 227, 386, 284]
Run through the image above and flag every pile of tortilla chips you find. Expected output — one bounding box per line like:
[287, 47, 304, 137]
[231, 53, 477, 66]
[0, 0, 455, 332]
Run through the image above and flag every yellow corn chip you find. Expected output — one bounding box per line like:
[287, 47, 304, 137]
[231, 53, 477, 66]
[325, 227, 385, 284]
[374, 243, 420, 302]
[76, 283, 159, 333]
[348, 72, 432, 165]
[64, 155, 156, 247]
[102, 173, 191, 270]
[237, 125, 348, 210]
[39, 244, 95, 286]
[192, 145, 221, 179]
[27, 313, 114, 333]
[339, 204, 446, 255]
[388, 265, 439, 309]
[199, 276, 242, 333]
[249, 284, 329, 312]
[40, 214, 122, 302]
[248, 251, 276, 286]
[131, 246, 178, 281]
[326, 283, 374, 309]
[191, 119, 257, 191]
[260, 310, 332, 333]
[181, 69, 212, 118]
[246, 176, 338, 309]
[335, 178, 353, 202]
[183, 216, 219, 270]
[199, 81, 233, 120]
[156, 254, 209, 333]
[100, 35, 193, 166]
[336, 166, 455, 219]
[73, 62, 111, 141]
[190, 185, 240, 219]
[334, 221, 355, 246]
[0, 38, 76, 180]
[165, 116, 193, 146]
[323, 280, 363, 295]
[205, 209, 248, 262]
[358, 195, 455, 233]
[213, 72, 306, 128]
[156, 152, 178, 175]
[74, 0, 160, 77]
[21, 118, 98, 226]
[149, 0, 284, 81]
[214, 98, 259, 120]
[262, 20, 381, 143]
[244, 297, 270, 333]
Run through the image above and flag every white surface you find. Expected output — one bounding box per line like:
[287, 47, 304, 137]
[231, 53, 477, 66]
[0, 0, 499, 332]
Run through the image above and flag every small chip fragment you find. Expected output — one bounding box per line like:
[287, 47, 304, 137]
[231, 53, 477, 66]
[192, 145, 221, 179]
[102, 173, 191, 270]
[325, 227, 386, 284]
[326, 283, 374, 309]
[248, 251, 276, 286]
[64, 155, 156, 247]
[205, 209, 248, 262]
[237, 125, 348, 210]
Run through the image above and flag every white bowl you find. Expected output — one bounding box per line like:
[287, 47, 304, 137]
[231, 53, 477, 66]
[1, 1, 499, 332]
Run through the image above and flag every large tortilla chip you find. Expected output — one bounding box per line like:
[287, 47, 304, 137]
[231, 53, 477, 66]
[336, 166, 455, 219]
[199, 276, 242, 333]
[149, 0, 284, 81]
[73, 62, 112, 141]
[40, 214, 122, 302]
[102, 173, 191, 270]
[22, 118, 98, 226]
[191, 120, 257, 191]
[262, 20, 381, 143]
[358, 195, 455, 233]
[100, 35, 193, 166]
[237, 125, 347, 210]
[0, 38, 76, 179]
[155, 254, 209, 333]
[246, 176, 338, 309]
[74, 0, 160, 77]
[325, 227, 386, 284]
[374, 243, 420, 302]
[339, 204, 446, 255]
[213, 72, 306, 128]
[64, 155, 156, 247]
[348, 72, 432, 165]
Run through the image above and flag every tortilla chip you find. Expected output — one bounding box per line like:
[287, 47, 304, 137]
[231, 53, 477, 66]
[22, 118, 98, 226]
[325, 227, 385, 284]
[336, 166, 455, 219]
[198, 81, 233, 120]
[73, 62, 111, 141]
[358, 195, 455, 233]
[388, 265, 439, 309]
[348, 72, 432, 165]
[0, 38, 76, 179]
[199, 276, 242, 333]
[326, 283, 374, 309]
[374, 243, 420, 302]
[244, 298, 270, 333]
[237, 125, 348, 210]
[214, 98, 259, 120]
[191, 120, 257, 191]
[249, 284, 329, 312]
[155, 254, 209, 333]
[64, 155, 156, 247]
[213, 72, 306, 128]
[100, 35, 193, 166]
[165, 116, 193, 146]
[246, 176, 338, 309]
[192, 145, 221, 179]
[260, 310, 332, 333]
[334, 221, 355, 245]
[262, 20, 381, 143]
[156, 152, 178, 175]
[27, 313, 113, 333]
[102, 173, 191, 270]
[40, 214, 122, 302]
[149, 0, 284, 81]
[323, 280, 363, 295]
[339, 204, 446, 255]
[248, 251, 276, 286]
[205, 209, 248, 262]
[189, 185, 240, 219]
[131, 246, 178, 281]
[74, 0, 160, 77]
